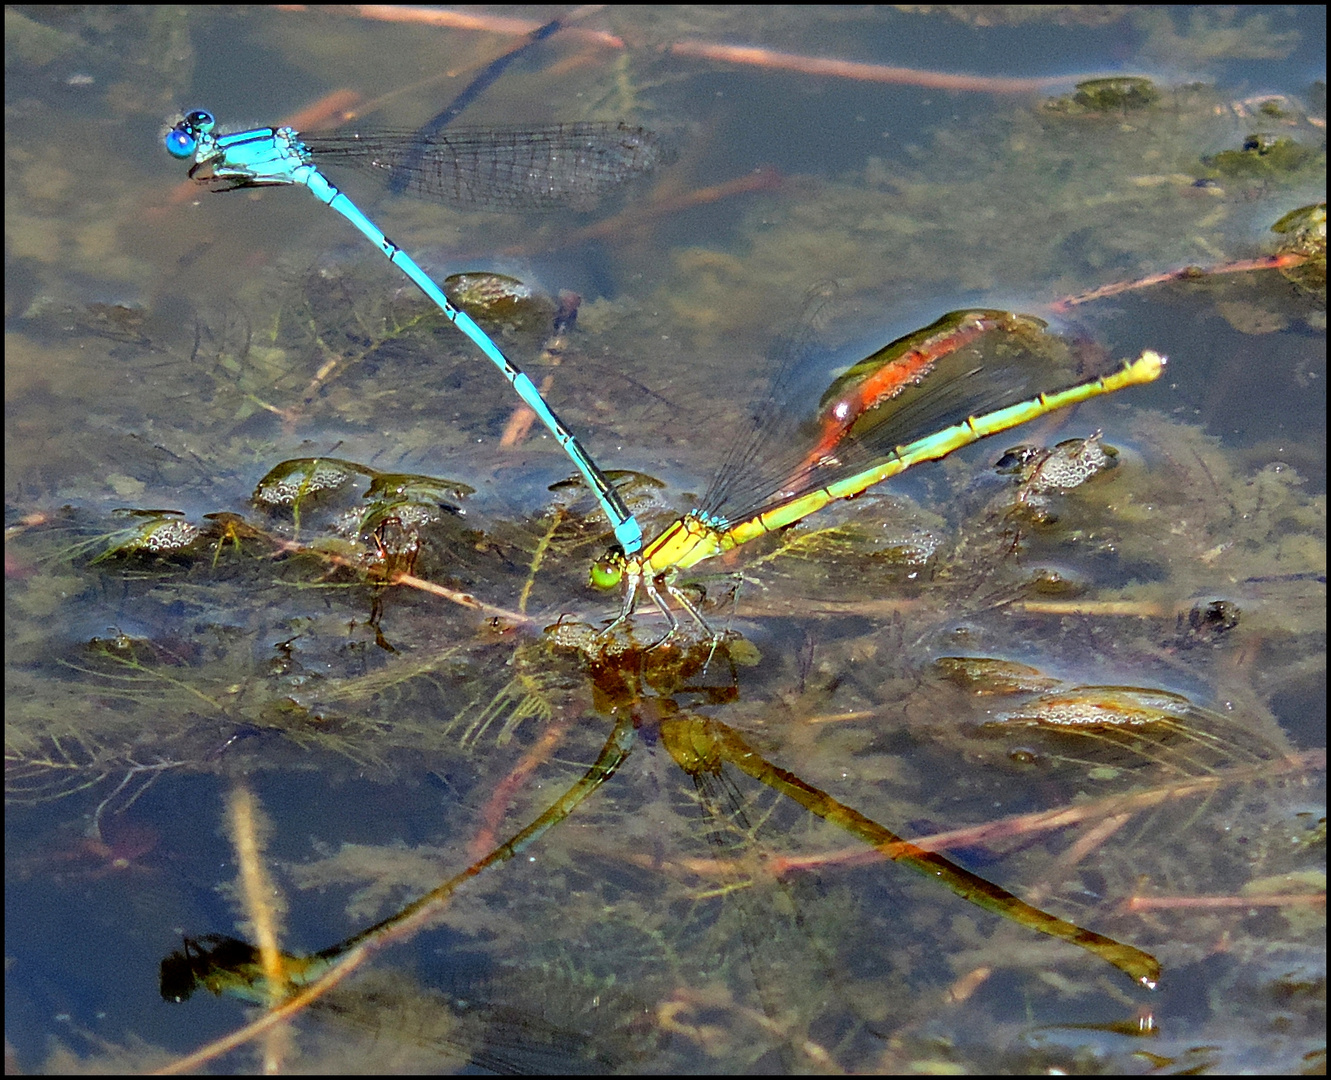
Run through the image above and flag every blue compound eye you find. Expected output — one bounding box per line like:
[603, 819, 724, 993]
[164, 125, 197, 159]
[164, 110, 215, 159]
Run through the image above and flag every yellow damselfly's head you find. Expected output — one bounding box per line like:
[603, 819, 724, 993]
[589, 547, 626, 590]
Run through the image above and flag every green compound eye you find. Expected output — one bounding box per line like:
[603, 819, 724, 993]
[589, 558, 623, 590]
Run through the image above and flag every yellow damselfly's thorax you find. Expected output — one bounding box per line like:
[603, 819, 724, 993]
[640, 512, 730, 575]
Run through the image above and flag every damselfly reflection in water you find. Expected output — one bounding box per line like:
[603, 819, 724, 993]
[168, 607, 1300, 1070]
[156, 594, 1312, 1071]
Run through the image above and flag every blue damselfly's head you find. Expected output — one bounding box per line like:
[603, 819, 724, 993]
[164, 110, 215, 159]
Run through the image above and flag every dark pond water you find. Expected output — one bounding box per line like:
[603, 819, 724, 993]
[6, 6, 1324, 1073]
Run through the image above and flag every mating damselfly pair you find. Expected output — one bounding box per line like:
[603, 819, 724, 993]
[164, 113, 1163, 639]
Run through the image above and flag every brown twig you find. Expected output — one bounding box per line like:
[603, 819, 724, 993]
[1049, 253, 1310, 313]
[266, 539, 535, 624]
[1127, 892, 1325, 911]
[339, 5, 624, 47]
[667, 40, 1114, 93]
[624, 749, 1324, 880]
[226, 784, 292, 1073]
[465, 717, 574, 859]
[390, 571, 534, 625]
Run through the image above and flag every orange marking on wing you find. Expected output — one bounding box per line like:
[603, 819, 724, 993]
[792, 318, 995, 479]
